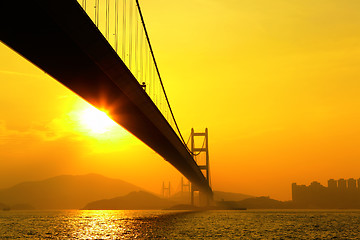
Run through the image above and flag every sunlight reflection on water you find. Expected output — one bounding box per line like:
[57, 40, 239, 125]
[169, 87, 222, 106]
[1, 210, 360, 239]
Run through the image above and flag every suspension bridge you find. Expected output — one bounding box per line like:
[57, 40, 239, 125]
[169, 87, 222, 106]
[1, 0, 212, 202]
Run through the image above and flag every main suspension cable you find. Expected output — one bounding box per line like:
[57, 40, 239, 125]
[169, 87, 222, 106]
[135, 0, 192, 154]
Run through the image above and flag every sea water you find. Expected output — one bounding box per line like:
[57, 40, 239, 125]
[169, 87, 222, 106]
[1, 210, 360, 239]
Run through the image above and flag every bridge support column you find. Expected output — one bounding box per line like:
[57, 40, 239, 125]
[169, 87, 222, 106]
[162, 181, 171, 199]
[190, 128, 211, 206]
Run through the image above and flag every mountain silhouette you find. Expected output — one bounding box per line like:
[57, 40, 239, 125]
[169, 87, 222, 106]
[213, 191, 253, 201]
[170, 190, 253, 204]
[0, 173, 141, 209]
[10, 203, 35, 210]
[0, 202, 9, 210]
[83, 191, 175, 210]
[234, 196, 293, 209]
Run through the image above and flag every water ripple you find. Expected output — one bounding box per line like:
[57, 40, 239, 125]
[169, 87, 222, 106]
[1, 210, 360, 239]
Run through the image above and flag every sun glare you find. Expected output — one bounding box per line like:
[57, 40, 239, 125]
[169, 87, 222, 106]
[80, 106, 117, 134]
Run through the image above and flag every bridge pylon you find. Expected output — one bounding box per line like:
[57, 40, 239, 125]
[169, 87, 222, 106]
[190, 128, 211, 206]
[162, 181, 171, 199]
[181, 177, 190, 197]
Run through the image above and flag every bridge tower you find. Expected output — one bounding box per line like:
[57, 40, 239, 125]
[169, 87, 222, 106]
[190, 128, 210, 206]
[181, 177, 190, 194]
[162, 181, 171, 199]
[181, 177, 191, 202]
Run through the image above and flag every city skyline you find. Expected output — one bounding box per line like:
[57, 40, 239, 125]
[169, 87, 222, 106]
[293, 177, 360, 208]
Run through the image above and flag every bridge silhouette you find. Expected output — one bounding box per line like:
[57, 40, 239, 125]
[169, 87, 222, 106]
[1, 0, 212, 199]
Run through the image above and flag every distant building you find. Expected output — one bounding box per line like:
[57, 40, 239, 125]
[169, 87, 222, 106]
[338, 178, 347, 190]
[292, 178, 360, 208]
[310, 181, 323, 189]
[348, 178, 356, 190]
[328, 179, 337, 189]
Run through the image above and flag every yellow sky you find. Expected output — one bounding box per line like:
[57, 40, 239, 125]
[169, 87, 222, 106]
[1, 0, 360, 200]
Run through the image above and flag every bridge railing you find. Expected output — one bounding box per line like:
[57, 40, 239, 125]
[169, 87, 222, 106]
[77, 0, 182, 141]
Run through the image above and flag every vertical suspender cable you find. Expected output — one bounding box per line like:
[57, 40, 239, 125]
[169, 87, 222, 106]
[122, 0, 126, 61]
[145, 40, 148, 95]
[94, 1, 97, 26]
[129, 0, 133, 70]
[135, 7, 139, 79]
[148, 44, 151, 97]
[149, 53, 152, 98]
[106, 0, 109, 39]
[115, 0, 118, 52]
[95, 0, 99, 27]
[140, 23, 143, 87]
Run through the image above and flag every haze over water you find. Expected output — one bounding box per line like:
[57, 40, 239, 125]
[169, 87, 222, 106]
[1, 210, 360, 239]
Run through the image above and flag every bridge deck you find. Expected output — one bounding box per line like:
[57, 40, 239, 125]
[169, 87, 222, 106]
[1, 0, 212, 195]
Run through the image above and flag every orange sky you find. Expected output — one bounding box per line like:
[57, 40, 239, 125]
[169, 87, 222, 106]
[1, 0, 360, 200]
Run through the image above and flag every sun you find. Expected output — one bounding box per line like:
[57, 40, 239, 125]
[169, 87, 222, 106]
[80, 105, 117, 134]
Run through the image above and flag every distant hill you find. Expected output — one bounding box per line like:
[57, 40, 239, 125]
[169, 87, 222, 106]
[213, 191, 253, 202]
[83, 191, 175, 210]
[170, 190, 253, 204]
[0, 174, 141, 209]
[165, 204, 200, 210]
[0, 202, 9, 210]
[236, 196, 293, 209]
[11, 204, 35, 210]
[0, 202, 33, 210]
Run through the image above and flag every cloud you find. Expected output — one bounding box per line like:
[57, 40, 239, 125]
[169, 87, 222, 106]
[0, 117, 83, 145]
